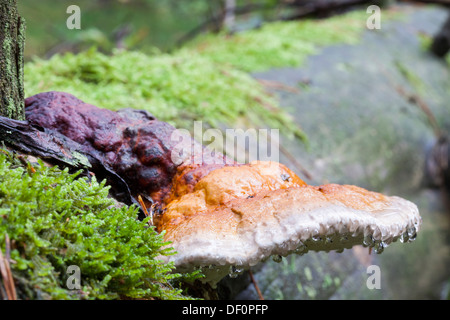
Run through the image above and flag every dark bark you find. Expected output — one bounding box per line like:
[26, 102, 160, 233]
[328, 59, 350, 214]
[398, 0, 450, 6]
[0, 92, 230, 220]
[177, 0, 382, 47]
[283, 0, 375, 20]
[0, 0, 25, 120]
[430, 13, 450, 57]
[0, 113, 139, 216]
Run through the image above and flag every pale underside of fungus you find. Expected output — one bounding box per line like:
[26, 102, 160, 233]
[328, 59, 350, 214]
[19, 92, 422, 287]
[157, 161, 421, 285]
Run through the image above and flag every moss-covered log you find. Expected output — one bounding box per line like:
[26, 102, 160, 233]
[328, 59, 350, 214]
[0, 0, 25, 120]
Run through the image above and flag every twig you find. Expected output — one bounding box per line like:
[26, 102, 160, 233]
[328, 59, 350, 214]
[257, 79, 301, 94]
[0, 252, 7, 300]
[248, 269, 264, 300]
[265, 132, 313, 181]
[0, 235, 17, 300]
[4, 235, 16, 300]
[234, 113, 313, 181]
[394, 85, 442, 138]
[138, 195, 154, 226]
[279, 142, 313, 180]
[375, 61, 443, 139]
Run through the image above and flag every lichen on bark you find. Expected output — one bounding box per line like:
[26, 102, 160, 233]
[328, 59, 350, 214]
[0, 0, 26, 120]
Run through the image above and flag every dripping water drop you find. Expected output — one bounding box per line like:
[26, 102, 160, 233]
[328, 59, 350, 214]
[272, 255, 283, 263]
[374, 242, 384, 254]
[363, 235, 374, 247]
[228, 266, 244, 278]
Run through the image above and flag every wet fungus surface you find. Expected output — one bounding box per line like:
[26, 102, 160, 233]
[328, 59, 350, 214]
[23, 91, 422, 286]
[24, 91, 229, 206]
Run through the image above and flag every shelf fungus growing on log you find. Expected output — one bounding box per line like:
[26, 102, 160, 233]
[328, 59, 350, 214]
[17, 92, 421, 286]
[156, 163, 421, 285]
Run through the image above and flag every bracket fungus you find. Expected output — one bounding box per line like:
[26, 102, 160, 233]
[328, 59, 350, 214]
[156, 162, 421, 285]
[20, 92, 421, 287]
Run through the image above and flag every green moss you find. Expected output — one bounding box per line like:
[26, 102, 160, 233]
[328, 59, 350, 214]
[24, 48, 307, 142]
[186, 10, 379, 72]
[0, 149, 201, 300]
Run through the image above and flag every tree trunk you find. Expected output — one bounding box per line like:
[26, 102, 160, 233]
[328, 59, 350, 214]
[0, 0, 25, 120]
[223, 0, 236, 31]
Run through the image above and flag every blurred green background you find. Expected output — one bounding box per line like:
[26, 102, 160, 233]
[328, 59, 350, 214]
[19, 0, 198, 59]
[19, 0, 281, 59]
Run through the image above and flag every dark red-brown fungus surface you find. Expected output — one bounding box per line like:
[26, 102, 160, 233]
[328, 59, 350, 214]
[25, 91, 230, 205]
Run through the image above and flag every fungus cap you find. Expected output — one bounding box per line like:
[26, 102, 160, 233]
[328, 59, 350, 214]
[158, 162, 421, 285]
